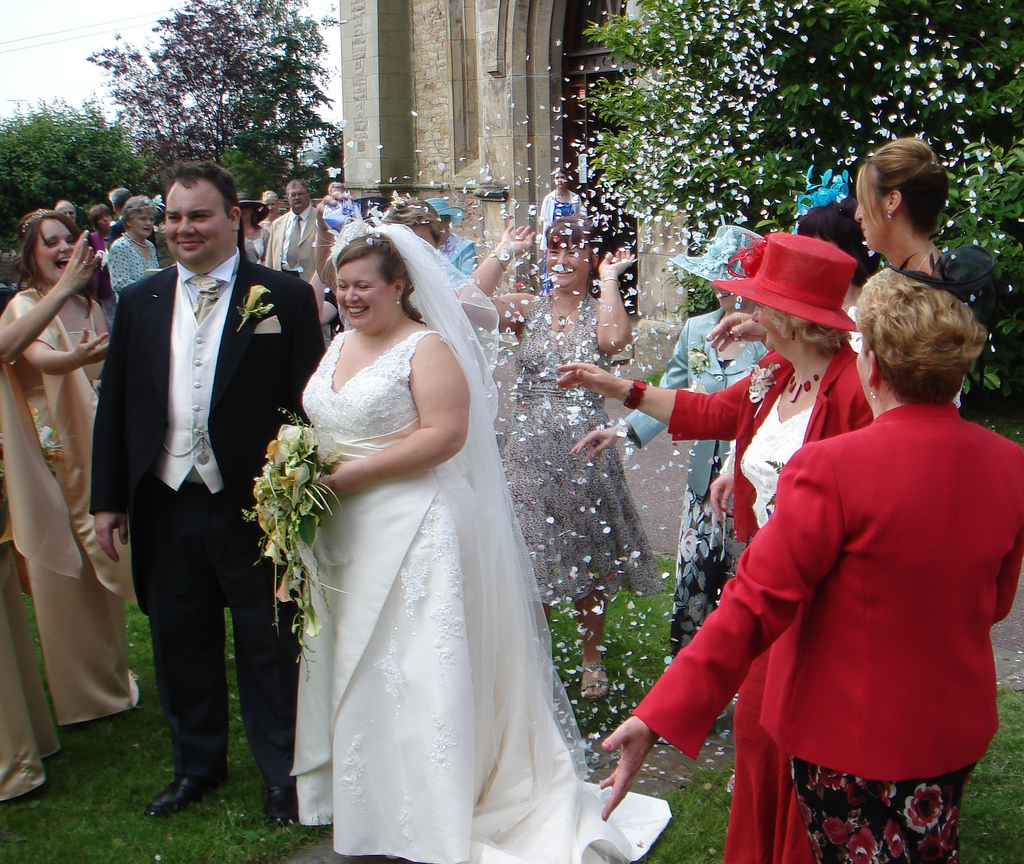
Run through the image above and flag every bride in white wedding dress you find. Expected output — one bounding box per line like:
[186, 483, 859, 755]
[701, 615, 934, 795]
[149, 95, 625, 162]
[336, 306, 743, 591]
[293, 223, 668, 863]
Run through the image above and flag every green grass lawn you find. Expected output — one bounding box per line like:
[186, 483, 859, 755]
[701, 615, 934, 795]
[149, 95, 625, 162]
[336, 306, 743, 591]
[5, 586, 1019, 863]
[3, 397, 1023, 863]
[0, 604, 330, 864]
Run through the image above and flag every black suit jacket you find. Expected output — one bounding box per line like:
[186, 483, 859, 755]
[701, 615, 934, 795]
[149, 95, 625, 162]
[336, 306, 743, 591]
[91, 259, 324, 596]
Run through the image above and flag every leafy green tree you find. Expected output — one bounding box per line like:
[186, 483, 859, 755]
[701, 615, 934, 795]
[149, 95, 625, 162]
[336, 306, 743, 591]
[0, 102, 147, 248]
[587, 0, 1024, 396]
[238, 0, 337, 184]
[90, 0, 336, 182]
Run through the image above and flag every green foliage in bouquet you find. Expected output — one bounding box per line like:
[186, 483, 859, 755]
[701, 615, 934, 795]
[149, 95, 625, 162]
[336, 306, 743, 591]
[245, 416, 339, 649]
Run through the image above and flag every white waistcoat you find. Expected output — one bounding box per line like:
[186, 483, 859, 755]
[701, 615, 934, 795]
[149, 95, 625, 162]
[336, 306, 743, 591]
[150, 279, 232, 493]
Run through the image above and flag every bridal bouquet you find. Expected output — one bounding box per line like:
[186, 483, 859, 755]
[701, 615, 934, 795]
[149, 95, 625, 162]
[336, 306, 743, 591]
[246, 417, 340, 648]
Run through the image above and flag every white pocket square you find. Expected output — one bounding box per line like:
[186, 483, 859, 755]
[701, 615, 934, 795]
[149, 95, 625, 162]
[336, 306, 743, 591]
[253, 316, 281, 334]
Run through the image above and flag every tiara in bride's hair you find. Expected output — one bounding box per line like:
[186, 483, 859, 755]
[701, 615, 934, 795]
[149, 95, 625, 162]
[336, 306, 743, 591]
[337, 217, 373, 248]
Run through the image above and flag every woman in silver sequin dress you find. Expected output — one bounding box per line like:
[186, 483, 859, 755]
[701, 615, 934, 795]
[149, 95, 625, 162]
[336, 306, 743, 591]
[492, 218, 662, 700]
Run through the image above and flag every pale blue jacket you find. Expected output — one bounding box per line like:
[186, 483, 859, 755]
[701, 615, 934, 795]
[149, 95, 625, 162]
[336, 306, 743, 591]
[628, 309, 766, 496]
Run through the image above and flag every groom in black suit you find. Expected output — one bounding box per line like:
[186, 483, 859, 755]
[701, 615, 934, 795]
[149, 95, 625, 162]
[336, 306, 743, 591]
[91, 162, 324, 823]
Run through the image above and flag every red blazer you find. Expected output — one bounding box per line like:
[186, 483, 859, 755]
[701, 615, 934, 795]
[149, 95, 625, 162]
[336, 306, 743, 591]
[668, 343, 872, 542]
[638, 402, 1024, 780]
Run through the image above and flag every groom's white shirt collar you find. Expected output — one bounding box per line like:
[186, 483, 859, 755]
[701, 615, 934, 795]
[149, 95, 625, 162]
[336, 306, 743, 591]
[176, 250, 240, 303]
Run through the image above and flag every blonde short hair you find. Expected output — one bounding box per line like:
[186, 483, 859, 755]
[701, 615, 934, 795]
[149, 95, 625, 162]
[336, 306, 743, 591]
[858, 269, 986, 403]
[761, 306, 849, 355]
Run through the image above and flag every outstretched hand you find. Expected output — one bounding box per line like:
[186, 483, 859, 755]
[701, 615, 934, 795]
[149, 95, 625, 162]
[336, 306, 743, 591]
[598, 716, 659, 820]
[706, 311, 765, 351]
[569, 425, 619, 462]
[556, 362, 630, 401]
[71, 330, 109, 367]
[597, 247, 637, 282]
[498, 221, 536, 258]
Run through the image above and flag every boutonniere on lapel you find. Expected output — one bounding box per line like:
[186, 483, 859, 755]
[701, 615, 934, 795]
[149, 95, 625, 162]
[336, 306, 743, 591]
[237, 285, 274, 331]
[687, 346, 711, 375]
[748, 363, 780, 404]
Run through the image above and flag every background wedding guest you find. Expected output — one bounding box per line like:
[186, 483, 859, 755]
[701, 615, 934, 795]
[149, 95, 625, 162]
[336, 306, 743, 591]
[558, 232, 872, 863]
[105, 195, 158, 298]
[381, 196, 533, 301]
[92, 161, 323, 824]
[855, 137, 948, 275]
[539, 168, 585, 253]
[53, 200, 77, 224]
[237, 192, 270, 263]
[260, 190, 281, 230]
[0, 211, 138, 727]
[265, 178, 316, 282]
[87, 203, 116, 329]
[321, 182, 360, 231]
[599, 268, 1023, 864]
[571, 225, 766, 654]
[107, 187, 133, 243]
[425, 196, 479, 276]
[491, 217, 662, 701]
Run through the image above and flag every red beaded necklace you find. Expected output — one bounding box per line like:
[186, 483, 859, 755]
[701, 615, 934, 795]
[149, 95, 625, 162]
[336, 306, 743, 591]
[786, 373, 819, 403]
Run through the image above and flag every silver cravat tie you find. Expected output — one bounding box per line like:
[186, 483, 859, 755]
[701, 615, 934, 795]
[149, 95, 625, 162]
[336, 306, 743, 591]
[190, 274, 222, 325]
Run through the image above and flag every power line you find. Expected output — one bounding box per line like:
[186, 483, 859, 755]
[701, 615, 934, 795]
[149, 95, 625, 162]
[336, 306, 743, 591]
[0, 11, 173, 47]
[0, 18, 170, 57]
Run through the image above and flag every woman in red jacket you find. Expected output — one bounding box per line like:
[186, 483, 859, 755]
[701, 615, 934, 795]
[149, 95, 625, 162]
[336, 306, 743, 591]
[559, 232, 873, 863]
[594, 268, 1024, 863]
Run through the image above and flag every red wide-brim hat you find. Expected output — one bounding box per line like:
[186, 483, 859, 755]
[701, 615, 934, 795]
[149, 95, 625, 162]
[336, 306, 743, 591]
[713, 233, 858, 331]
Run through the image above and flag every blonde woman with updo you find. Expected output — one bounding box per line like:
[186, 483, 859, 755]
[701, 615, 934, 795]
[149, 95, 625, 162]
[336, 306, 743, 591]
[598, 268, 1024, 864]
[854, 137, 949, 274]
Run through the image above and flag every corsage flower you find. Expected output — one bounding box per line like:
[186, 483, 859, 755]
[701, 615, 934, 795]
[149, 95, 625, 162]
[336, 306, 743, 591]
[237, 285, 274, 331]
[748, 363, 780, 403]
[687, 346, 711, 375]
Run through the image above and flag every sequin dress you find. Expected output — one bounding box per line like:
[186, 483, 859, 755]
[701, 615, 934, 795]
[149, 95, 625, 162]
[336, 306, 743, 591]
[503, 296, 662, 603]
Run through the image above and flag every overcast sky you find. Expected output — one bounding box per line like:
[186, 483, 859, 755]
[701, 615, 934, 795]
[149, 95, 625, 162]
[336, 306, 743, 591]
[0, 0, 342, 122]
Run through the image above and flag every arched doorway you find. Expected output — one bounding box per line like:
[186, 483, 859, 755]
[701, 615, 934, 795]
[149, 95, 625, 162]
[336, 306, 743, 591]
[560, 0, 636, 305]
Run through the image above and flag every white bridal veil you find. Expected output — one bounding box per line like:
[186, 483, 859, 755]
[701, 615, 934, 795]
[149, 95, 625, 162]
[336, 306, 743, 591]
[325, 221, 668, 862]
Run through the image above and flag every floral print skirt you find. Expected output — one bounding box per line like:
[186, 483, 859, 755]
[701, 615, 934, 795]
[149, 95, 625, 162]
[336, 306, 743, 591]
[791, 757, 975, 863]
[670, 475, 742, 654]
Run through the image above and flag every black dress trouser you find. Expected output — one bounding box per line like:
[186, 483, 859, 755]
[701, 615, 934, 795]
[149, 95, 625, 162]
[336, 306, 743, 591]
[134, 473, 299, 788]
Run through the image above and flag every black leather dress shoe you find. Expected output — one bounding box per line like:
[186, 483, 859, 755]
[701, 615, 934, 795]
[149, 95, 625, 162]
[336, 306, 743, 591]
[144, 775, 223, 817]
[264, 785, 299, 826]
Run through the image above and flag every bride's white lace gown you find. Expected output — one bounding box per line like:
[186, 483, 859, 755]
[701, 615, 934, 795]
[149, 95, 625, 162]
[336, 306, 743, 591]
[294, 330, 667, 863]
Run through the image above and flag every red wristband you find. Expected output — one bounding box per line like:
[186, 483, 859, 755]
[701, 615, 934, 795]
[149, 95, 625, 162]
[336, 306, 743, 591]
[623, 379, 647, 409]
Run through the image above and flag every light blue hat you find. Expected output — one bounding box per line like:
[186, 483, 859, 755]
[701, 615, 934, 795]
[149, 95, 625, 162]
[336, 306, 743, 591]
[425, 197, 464, 226]
[669, 224, 762, 282]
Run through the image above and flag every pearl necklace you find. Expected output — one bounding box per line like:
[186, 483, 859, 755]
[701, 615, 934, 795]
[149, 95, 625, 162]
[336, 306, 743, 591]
[127, 233, 149, 251]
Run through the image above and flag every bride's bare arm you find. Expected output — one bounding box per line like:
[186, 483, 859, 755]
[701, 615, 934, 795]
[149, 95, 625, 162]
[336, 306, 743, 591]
[322, 333, 471, 492]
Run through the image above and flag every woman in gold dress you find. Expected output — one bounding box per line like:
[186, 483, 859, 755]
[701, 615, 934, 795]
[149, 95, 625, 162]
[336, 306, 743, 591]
[0, 210, 138, 730]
